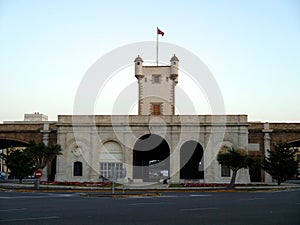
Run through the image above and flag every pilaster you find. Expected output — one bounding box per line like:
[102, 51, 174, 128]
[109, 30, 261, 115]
[262, 122, 273, 183]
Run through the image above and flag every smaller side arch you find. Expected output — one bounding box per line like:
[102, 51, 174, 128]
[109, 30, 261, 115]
[180, 140, 204, 180]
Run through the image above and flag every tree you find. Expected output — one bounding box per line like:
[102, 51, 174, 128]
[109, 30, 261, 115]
[0, 147, 35, 183]
[263, 143, 298, 185]
[217, 146, 254, 188]
[26, 141, 62, 189]
[26, 141, 62, 169]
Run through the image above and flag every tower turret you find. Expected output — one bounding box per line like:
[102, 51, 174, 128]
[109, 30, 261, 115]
[170, 54, 179, 84]
[135, 54, 179, 115]
[134, 55, 144, 78]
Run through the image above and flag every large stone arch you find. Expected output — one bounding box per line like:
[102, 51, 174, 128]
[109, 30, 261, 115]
[133, 133, 170, 182]
[287, 139, 300, 146]
[0, 138, 29, 149]
[0, 139, 29, 179]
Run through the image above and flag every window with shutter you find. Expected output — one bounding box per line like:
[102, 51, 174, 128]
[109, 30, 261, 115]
[152, 104, 161, 115]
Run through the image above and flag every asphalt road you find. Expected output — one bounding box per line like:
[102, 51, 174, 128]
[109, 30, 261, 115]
[0, 189, 299, 225]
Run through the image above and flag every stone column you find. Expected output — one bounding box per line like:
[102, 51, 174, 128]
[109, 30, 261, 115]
[169, 129, 180, 183]
[41, 123, 51, 181]
[124, 146, 132, 183]
[89, 130, 100, 182]
[237, 126, 250, 183]
[123, 132, 134, 183]
[204, 126, 214, 183]
[41, 123, 50, 146]
[262, 122, 273, 183]
[55, 130, 66, 182]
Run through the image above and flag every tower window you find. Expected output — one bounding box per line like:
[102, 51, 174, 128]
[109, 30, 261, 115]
[151, 103, 162, 115]
[152, 75, 161, 83]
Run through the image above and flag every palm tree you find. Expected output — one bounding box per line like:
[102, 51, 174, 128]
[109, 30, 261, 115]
[26, 141, 62, 189]
[27, 141, 62, 169]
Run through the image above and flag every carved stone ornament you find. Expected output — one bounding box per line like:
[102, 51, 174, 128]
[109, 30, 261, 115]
[72, 146, 82, 157]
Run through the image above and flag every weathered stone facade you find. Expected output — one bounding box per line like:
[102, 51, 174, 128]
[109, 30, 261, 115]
[55, 115, 250, 184]
[1, 119, 299, 183]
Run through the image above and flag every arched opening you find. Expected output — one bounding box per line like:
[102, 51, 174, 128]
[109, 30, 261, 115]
[133, 134, 170, 182]
[180, 140, 204, 180]
[0, 139, 29, 179]
[0, 139, 58, 182]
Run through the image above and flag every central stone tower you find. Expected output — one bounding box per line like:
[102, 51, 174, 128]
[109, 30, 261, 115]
[135, 55, 179, 115]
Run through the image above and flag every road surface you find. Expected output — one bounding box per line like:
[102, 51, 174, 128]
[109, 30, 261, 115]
[0, 189, 299, 225]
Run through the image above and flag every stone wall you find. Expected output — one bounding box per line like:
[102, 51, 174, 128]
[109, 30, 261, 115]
[55, 115, 250, 184]
[248, 122, 300, 182]
[0, 122, 57, 146]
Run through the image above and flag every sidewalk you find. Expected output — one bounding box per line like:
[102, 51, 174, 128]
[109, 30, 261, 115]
[1, 181, 300, 192]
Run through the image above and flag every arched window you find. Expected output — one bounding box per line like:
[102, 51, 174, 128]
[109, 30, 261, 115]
[73, 161, 82, 176]
[99, 141, 123, 178]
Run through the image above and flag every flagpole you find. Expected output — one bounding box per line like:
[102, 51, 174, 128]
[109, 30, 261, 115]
[156, 27, 158, 66]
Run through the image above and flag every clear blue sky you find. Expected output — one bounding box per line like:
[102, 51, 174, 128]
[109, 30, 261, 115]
[1, 0, 299, 122]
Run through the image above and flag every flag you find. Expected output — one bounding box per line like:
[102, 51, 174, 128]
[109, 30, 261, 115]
[157, 27, 164, 36]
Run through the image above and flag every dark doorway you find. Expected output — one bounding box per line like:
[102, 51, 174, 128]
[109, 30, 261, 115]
[73, 161, 83, 176]
[180, 140, 204, 179]
[249, 166, 262, 182]
[133, 134, 170, 181]
[48, 156, 57, 181]
[288, 140, 300, 180]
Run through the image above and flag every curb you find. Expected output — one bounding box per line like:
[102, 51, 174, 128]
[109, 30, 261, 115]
[1, 182, 300, 193]
[1, 186, 300, 193]
[80, 192, 162, 198]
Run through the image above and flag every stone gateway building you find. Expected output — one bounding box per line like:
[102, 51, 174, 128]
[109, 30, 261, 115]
[1, 55, 299, 184]
[55, 55, 250, 184]
[55, 114, 249, 184]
